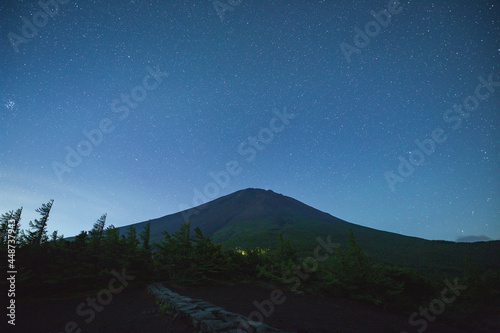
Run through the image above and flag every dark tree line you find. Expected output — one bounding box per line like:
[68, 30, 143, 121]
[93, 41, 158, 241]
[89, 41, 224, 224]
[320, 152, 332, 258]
[0, 200, 155, 296]
[0, 207, 23, 248]
[1, 200, 498, 327]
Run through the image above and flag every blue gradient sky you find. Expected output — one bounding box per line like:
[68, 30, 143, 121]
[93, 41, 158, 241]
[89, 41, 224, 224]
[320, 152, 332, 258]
[1, 0, 499, 241]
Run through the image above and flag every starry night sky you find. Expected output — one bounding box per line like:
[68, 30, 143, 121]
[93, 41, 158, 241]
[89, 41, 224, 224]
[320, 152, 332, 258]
[1, 0, 499, 241]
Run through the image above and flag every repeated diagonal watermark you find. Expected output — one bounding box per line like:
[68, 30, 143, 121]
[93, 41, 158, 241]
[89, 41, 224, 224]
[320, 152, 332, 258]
[54, 268, 135, 333]
[384, 73, 499, 192]
[178, 107, 296, 222]
[8, 0, 72, 53]
[52, 64, 168, 182]
[236, 235, 339, 332]
[400, 277, 467, 333]
[210, 0, 243, 22]
[340, 0, 404, 63]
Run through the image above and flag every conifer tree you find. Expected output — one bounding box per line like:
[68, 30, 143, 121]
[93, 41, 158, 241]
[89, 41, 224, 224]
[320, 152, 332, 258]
[74, 230, 88, 248]
[0, 207, 22, 246]
[137, 221, 155, 276]
[139, 221, 151, 251]
[123, 226, 141, 275]
[277, 231, 297, 263]
[89, 213, 107, 250]
[172, 220, 191, 250]
[25, 200, 54, 246]
[102, 224, 121, 268]
[125, 226, 139, 248]
[155, 221, 192, 280]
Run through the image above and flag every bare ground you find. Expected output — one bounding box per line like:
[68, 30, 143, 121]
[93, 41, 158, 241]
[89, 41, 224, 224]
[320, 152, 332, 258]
[5, 282, 499, 333]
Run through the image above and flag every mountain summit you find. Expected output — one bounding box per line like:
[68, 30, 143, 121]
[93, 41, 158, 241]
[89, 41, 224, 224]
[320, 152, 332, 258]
[125, 188, 341, 243]
[119, 188, 499, 274]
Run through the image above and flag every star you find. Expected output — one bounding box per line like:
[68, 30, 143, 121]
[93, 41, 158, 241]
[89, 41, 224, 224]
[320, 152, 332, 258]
[4, 100, 15, 110]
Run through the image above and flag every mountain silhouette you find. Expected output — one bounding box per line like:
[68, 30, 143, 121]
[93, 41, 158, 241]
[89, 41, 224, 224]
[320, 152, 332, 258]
[115, 188, 499, 274]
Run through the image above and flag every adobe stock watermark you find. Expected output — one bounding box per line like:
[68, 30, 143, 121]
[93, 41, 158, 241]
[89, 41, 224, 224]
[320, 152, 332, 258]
[53, 268, 135, 333]
[401, 277, 467, 333]
[8, 0, 72, 53]
[179, 107, 296, 222]
[210, 0, 243, 22]
[236, 235, 340, 332]
[52, 64, 168, 182]
[384, 73, 499, 192]
[6, 218, 18, 326]
[340, 0, 404, 63]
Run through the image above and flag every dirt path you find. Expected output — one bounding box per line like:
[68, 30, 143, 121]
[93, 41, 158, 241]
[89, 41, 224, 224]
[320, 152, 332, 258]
[167, 282, 485, 333]
[8, 287, 193, 333]
[5, 282, 497, 332]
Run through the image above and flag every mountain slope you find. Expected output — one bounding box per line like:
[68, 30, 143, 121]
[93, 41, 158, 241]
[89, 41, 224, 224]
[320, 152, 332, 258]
[118, 188, 500, 275]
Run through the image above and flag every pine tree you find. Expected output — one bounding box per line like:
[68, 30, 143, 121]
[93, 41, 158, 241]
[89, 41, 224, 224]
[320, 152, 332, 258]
[25, 200, 54, 246]
[139, 221, 151, 250]
[154, 221, 192, 281]
[123, 226, 141, 276]
[74, 230, 89, 248]
[330, 228, 373, 298]
[277, 231, 297, 263]
[0, 207, 22, 246]
[47, 230, 66, 257]
[125, 226, 139, 248]
[89, 213, 107, 250]
[0, 211, 13, 246]
[171, 220, 191, 250]
[101, 224, 121, 268]
[138, 221, 154, 276]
